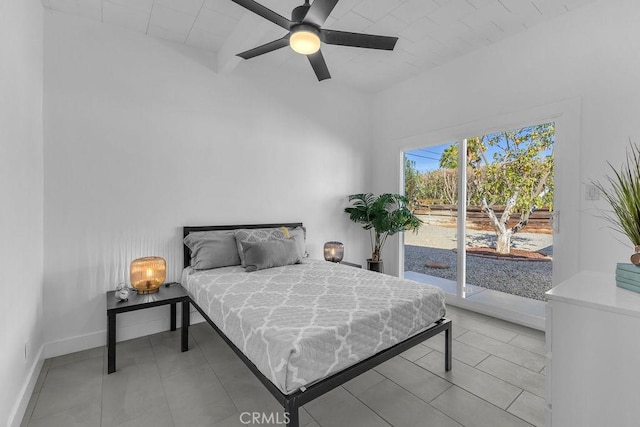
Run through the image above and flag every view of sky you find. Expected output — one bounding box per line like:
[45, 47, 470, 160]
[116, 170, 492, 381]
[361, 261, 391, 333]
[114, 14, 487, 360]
[405, 144, 452, 173]
[405, 125, 555, 173]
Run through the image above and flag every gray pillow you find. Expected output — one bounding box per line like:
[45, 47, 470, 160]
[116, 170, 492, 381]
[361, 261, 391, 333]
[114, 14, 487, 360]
[241, 238, 301, 272]
[234, 228, 287, 266]
[184, 231, 240, 270]
[287, 226, 307, 259]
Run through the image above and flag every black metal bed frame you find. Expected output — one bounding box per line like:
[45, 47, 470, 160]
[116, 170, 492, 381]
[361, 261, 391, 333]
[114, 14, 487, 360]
[182, 223, 452, 427]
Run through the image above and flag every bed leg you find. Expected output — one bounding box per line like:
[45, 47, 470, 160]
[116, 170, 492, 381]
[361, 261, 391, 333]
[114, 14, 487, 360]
[445, 322, 452, 371]
[284, 400, 299, 427]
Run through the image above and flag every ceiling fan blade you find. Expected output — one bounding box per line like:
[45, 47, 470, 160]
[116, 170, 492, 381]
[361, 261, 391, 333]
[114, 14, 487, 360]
[231, 0, 292, 30]
[322, 29, 398, 50]
[307, 50, 331, 81]
[237, 36, 290, 59]
[303, 0, 339, 27]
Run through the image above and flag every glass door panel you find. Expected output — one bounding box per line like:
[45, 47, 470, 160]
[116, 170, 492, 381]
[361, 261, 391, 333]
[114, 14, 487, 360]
[404, 142, 460, 296]
[463, 124, 555, 301]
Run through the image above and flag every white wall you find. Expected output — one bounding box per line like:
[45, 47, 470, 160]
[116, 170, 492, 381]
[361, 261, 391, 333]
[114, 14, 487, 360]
[372, 0, 640, 279]
[42, 11, 373, 355]
[0, 0, 44, 425]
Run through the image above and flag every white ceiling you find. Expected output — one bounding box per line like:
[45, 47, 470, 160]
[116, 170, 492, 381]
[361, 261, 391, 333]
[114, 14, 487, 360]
[41, 0, 597, 92]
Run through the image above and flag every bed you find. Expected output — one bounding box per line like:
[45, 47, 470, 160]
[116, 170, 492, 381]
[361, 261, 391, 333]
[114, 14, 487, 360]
[182, 223, 452, 427]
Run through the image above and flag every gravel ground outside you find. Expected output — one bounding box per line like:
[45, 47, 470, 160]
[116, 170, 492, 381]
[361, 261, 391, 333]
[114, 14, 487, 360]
[404, 219, 553, 301]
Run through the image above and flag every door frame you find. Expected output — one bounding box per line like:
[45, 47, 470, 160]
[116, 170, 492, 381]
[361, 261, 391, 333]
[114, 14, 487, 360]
[397, 99, 581, 325]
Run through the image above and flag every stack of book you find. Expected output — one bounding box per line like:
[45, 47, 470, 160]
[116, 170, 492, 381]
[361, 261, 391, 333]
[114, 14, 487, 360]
[616, 263, 640, 293]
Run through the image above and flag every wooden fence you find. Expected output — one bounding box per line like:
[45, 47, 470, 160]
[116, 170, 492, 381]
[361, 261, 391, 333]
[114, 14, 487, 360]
[413, 202, 553, 234]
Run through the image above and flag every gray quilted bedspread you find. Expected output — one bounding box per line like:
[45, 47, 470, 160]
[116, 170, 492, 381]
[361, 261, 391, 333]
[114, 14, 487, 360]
[182, 259, 446, 394]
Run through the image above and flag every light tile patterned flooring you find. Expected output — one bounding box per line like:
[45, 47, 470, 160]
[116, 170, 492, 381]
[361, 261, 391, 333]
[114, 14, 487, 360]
[21, 306, 546, 427]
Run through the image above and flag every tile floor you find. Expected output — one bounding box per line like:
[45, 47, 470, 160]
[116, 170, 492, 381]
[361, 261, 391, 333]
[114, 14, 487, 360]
[21, 305, 546, 427]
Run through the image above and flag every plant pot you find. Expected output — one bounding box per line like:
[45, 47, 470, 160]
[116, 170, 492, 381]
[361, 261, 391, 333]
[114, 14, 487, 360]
[367, 259, 384, 273]
[631, 246, 640, 266]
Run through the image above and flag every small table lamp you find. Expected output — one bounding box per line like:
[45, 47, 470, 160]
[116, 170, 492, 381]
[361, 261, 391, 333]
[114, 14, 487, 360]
[130, 256, 166, 294]
[324, 242, 344, 263]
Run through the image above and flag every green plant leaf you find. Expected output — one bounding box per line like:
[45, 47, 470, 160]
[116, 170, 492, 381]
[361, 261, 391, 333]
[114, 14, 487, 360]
[345, 193, 423, 260]
[592, 141, 640, 246]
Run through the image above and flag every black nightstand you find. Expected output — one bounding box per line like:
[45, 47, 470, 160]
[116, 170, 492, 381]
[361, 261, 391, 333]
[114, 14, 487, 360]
[339, 261, 362, 268]
[106, 283, 190, 374]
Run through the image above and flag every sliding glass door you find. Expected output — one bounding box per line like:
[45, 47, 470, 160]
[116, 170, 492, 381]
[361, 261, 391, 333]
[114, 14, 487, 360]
[404, 123, 555, 304]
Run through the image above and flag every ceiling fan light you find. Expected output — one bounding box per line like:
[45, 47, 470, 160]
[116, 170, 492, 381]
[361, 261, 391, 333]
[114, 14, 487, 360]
[290, 30, 321, 55]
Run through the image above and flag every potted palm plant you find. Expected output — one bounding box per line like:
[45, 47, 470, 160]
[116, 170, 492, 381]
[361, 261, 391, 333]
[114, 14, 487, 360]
[592, 141, 640, 265]
[344, 193, 422, 272]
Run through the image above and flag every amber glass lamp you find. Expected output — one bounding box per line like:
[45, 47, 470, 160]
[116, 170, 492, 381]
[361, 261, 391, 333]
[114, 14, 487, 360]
[324, 242, 344, 263]
[130, 257, 166, 294]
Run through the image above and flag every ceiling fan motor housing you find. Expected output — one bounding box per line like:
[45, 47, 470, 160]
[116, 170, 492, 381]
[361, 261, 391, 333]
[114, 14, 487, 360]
[291, 3, 310, 22]
[291, 23, 320, 37]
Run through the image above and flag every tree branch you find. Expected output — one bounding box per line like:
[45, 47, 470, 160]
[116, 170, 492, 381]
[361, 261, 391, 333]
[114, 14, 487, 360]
[531, 168, 551, 200]
[478, 135, 490, 166]
[500, 191, 518, 225]
[511, 171, 551, 234]
[482, 197, 505, 233]
[512, 203, 536, 234]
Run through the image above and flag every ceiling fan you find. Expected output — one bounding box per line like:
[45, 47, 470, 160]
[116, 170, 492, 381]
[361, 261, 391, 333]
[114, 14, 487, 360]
[230, 0, 399, 81]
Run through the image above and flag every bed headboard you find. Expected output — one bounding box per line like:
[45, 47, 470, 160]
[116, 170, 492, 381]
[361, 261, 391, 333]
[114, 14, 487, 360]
[182, 223, 304, 269]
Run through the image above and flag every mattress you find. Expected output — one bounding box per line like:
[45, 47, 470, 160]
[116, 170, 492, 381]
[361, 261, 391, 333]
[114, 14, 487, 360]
[182, 258, 446, 394]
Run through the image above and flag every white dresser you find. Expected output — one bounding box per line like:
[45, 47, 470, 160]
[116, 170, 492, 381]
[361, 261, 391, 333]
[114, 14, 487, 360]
[546, 271, 640, 427]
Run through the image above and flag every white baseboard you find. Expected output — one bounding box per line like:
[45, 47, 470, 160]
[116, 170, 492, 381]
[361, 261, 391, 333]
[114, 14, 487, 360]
[9, 344, 44, 427]
[44, 329, 105, 359]
[44, 311, 205, 358]
[445, 294, 545, 331]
